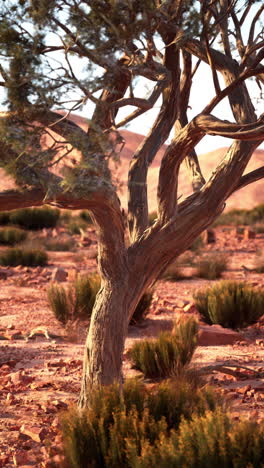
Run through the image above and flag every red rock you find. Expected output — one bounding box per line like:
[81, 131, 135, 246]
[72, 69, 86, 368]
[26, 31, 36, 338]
[51, 267, 68, 282]
[13, 450, 32, 466]
[0, 269, 7, 280]
[198, 324, 244, 346]
[10, 370, 34, 385]
[20, 425, 47, 443]
[243, 227, 256, 240]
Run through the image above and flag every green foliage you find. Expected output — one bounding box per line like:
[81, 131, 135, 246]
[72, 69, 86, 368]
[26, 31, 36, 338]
[189, 236, 204, 252]
[8, 207, 60, 230]
[61, 377, 218, 468]
[0, 212, 11, 225]
[194, 280, 264, 329]
[214, 204, 264, 227]
[130, 289, 153, 326]
[0, 227, 27, 245]
[66, 219, 88, 235]
[79, 210, 93, 224]
[0, 247, 48, 266]
[130, 316, 198, 379]
[44, 239, 75, 252]
[196, 254, 228, 280]
[47, 273, 101, 324]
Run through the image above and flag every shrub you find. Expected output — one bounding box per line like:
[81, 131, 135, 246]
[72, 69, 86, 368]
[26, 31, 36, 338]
[196, 254, 228, 280]
[8, 207, 60, 230]
[249, 203, 264, 223]
[79, 210, 93, 224]
[130, 316, 198, 379]
[66, 219, 87, 235]
[44, 239, 75, 251]
[139, 409, 264, 468]
[0, 228, 27, 245]
[0, 212, 11, 225]
[194, 280, 264, 329]
[189, 235, 203, 252]
[130, 289, 153, 325]
[48, 273, 101, 324]
[160, 261, 186, 281]
[61, 377, 218, 468]
[213, 208, 249, 226]
[0, 248, 48, 267]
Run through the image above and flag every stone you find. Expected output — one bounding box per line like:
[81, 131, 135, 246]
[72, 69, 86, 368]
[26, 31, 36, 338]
[0, 269, 7, 280]
[243, 227, 256, 240]
[20, 425, 47, 443]
[198, 324, 245, 346]
[202, 229, 216, 244]
[51, 267, 68, 282]
[13, 450, 32, 466]
[67, 268, 78, 282]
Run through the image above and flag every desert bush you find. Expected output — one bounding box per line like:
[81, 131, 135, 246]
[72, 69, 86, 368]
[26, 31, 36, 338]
[189, 235, 203, 252]
[79, 210, 93, 224]
[0, 228, 27, 245]
[8, 207, 60, 230]
[213, 208, 249, 226]
[138, 408, 264, 468]
[61, 377, 218, 468]
[160, 261, 186, 282]
[130, 316, 198, 379]
[0, 248, 48, 267]
[66, 219, 87, 235]
[194, 280, 264, 329]
[130, 289, 153, 325]
[249, 203, 264, 223]
[44, 239, 75, 252]
[196, 254, 228, 280]
[48, 273, 101, 324]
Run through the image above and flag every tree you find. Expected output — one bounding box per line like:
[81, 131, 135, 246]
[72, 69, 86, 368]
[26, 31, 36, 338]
[0, 0, 263, 406]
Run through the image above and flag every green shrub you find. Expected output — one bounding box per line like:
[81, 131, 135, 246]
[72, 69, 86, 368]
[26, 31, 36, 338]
[0, 228, 27, 245]
[66, 219, 87, 235]
[160, 261, 186, 282]
[189, 235, 203, 252]
[213, 208, 249, 226]
[138, 408, 264, 468]
[79, 210, 93, 224]
[8, 207, 60, 230]
[196, 254, 228, 280]
[0, 248, 48, 267]
[130, 316, 198, 379]
[44, 239, 75, 251]
[130, 289, 153, 325]
[61, 377, 218, 468]
[194, 280, 264, 329]
[249, 203, 264, 223]
[48, 273, 101, 324]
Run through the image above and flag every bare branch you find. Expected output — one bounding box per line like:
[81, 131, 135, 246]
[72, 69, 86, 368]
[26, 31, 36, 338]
[232, 166, 264, 193]
[195, 113, 264, 140]
[248, 5, 264, 47]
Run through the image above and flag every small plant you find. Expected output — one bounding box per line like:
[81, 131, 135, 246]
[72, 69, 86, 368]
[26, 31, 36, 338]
[196, 254, 228, 280]
[0, 248, 48, 267]
[0, 212, 11, 225]
[48, 273, 101, 324]
[0, 228, 27, 245]
[194, 280, 264, 329]
[61, 377, 218, 468]
[130, 316, 198, 378]
[130, 289, 153, 325]
[44, 239, 75, 251]
[161, 261, 186, 281]
[66, 219, 87, 235]
[79, 210, 93, 224]
[8, 206, 60, 230]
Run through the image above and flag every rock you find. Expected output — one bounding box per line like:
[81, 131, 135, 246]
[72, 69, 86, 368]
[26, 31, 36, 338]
[198, 324, 245, 346]
[20, 425, 47, 443]
[51, 267, 68, 282]
[67, 268, 78, 281]
[243, 227, 256, 240]
[13, 450, 32, 466]
[202, 229, 216, 244]
[0, 269, 7, 280]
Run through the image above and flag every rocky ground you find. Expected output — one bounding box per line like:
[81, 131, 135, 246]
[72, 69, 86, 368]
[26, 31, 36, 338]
[0, 225, 264, 467]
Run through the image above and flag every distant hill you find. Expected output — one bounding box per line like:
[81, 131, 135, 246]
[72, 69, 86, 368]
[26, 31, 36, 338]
[0, 113, 263, 212]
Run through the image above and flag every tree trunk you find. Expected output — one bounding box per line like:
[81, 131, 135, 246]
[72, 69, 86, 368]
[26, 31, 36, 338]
[79, 280, 130, 407]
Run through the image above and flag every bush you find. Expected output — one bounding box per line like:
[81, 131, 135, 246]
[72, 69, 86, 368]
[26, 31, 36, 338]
[61, 377, 218, 468]
[130, 316, 198, 379]
[213, 208, 249, 226]
[8, 207, 60, 230]
[44, 239, 75, 251]
[0, 248, 48, 267]
[66, 219, 87, 235]
[160, 261, 186, 282]
[79, 210, 93, 224]
[48, 273, 101, 324]
[189, 235, 203, 252]
[0, 212, 11, 225]
[0, 228, 27, 245]
[194, 280, 264, 329]
[196, 254, 228, 280]
[130, 289, 153, 325]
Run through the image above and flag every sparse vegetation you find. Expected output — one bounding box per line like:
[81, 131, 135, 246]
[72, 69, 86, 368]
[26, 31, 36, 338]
[196, 254, 228, 280]
[189, 236, 204, 252]
[79, 210, 93, 224]
[61, 377, 218, 468]
[130, 316, 198, 379]
[66, 220, 87, 235]
[44, 239, 75, 252]
[194, 281, 264, 329]
[9, 207, 60, 230]
[0, 227, 27, 245]
[48, 273, 101, 324]
[160, 261, 186, 282]
[214, 204, 264, 227]
[0, 248, 48, 267]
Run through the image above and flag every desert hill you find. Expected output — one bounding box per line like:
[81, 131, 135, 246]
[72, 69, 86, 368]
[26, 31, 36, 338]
[0, 113, 263, 212]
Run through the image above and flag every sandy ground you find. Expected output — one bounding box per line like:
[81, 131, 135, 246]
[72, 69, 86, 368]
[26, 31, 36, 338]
[0, 226, 264, 467]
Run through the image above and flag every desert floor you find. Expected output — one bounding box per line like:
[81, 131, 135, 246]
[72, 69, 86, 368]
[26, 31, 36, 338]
[0, 225, 264, 467]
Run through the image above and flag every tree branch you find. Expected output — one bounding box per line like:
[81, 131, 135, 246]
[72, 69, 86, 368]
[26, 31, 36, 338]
[232, 166, 264, 193]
